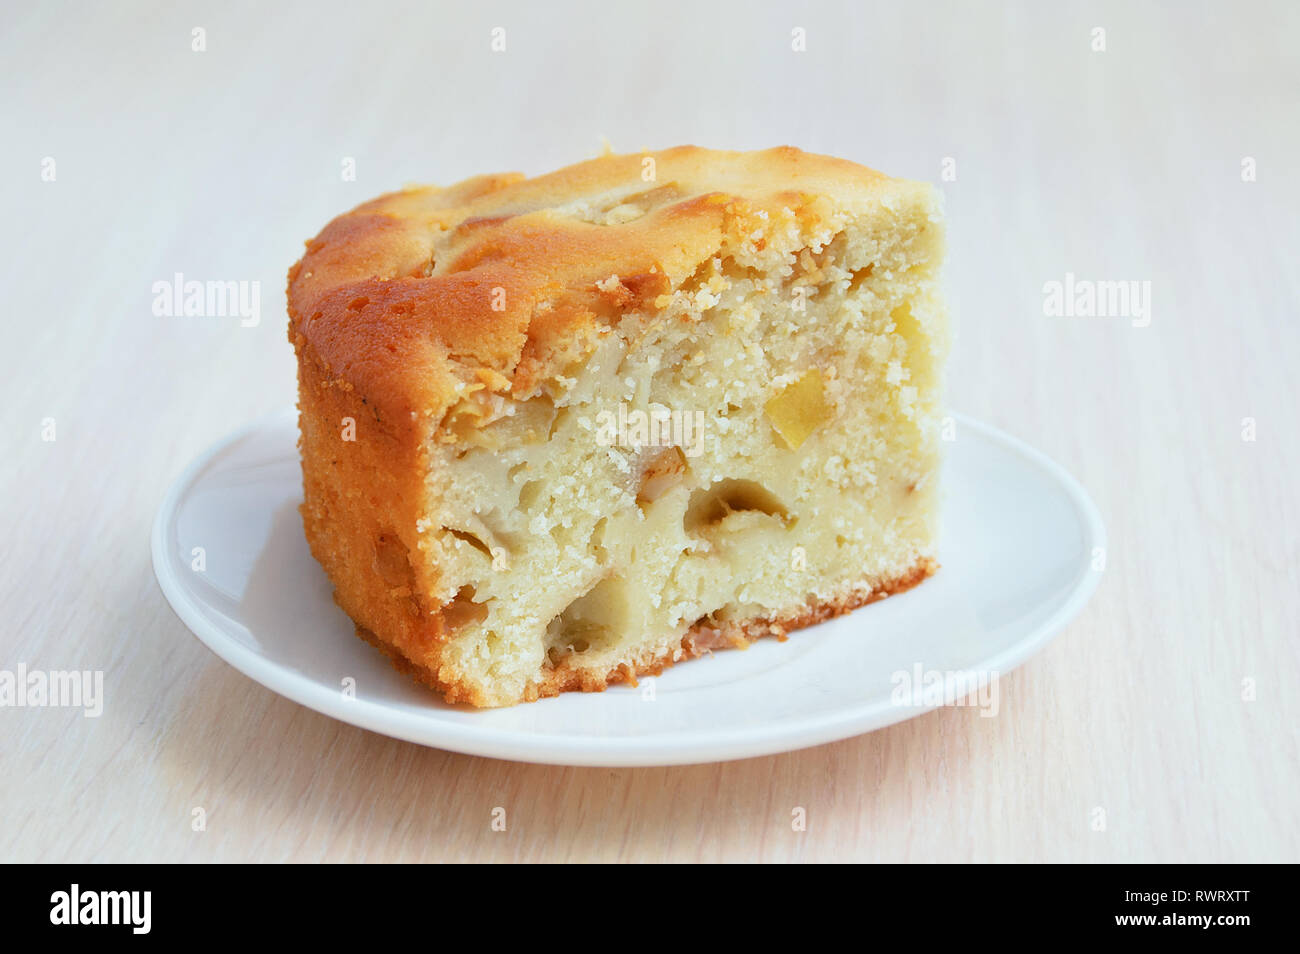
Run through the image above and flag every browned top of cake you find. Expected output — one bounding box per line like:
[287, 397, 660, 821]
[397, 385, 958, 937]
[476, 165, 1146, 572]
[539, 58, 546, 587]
[287, 146, 920, 442]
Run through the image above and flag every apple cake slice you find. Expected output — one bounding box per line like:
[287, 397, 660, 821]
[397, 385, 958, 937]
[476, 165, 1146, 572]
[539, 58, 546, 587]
[288, 146, 948, 707]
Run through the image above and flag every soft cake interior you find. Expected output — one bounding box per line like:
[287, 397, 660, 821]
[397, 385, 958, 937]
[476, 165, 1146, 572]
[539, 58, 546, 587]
[419, 197, 946, 706]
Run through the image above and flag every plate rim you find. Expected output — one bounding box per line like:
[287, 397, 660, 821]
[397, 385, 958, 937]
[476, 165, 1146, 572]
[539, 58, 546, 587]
[151, 409, 1106, 767]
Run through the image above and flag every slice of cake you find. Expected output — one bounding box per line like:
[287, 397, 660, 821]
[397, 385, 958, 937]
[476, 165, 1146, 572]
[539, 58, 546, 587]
[288, 146, 947, 707]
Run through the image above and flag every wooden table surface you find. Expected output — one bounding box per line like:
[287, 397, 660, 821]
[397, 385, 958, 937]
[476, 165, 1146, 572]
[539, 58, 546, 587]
[3, 0, 1297, 863]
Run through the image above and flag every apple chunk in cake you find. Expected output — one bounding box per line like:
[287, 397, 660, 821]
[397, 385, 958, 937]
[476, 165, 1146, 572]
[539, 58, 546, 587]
[289, 146, 947, 707]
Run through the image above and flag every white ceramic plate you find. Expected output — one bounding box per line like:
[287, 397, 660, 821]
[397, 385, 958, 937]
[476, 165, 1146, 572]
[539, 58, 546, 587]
[152, 409, 1104, 766]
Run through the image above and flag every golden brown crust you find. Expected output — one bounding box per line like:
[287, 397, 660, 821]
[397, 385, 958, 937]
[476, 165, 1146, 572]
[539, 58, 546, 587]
[295, 343, 446, 662]
[353, 558, 938, 708]
[288, 146, 915, 432]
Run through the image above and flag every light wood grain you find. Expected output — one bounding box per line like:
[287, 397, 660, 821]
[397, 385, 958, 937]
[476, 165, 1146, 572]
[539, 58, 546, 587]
[2, 0, 1297, 862]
